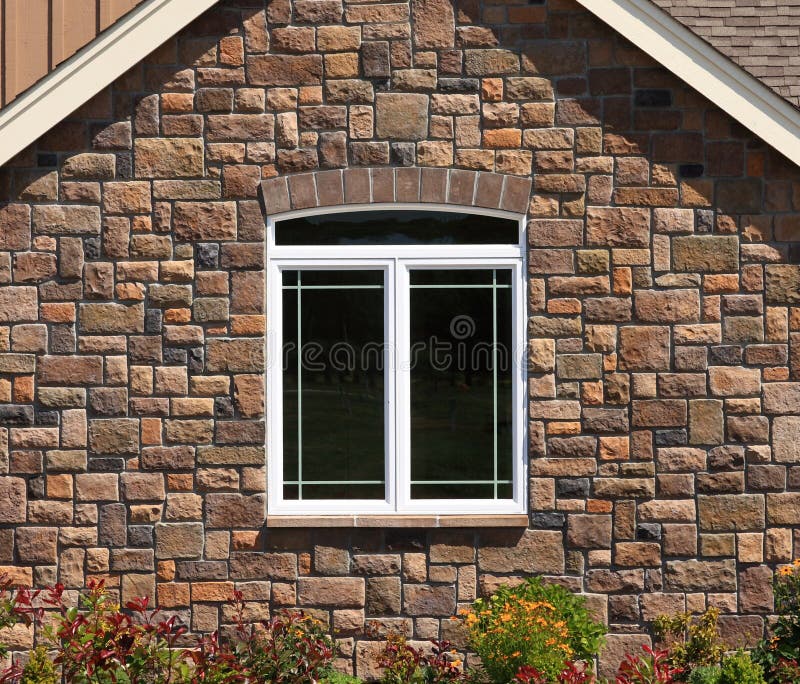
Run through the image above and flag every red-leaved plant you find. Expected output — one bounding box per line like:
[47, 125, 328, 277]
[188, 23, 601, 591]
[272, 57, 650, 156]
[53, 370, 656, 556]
[0, 578, 337, 684]
[379, 634, 466, 683]
[615, 646, 683, 684]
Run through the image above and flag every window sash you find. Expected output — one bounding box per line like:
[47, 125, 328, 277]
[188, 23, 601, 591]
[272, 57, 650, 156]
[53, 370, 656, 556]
[266, 211, 527, 516]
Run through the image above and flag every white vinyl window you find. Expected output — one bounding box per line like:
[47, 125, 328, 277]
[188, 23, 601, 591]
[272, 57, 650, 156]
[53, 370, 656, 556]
[266, 205, 527, 515]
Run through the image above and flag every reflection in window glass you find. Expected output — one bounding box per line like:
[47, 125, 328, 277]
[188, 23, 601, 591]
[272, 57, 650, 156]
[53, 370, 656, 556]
[409, 269, 513, 499]
[276, 211, 519, 245]
[282, 270, 385, 500]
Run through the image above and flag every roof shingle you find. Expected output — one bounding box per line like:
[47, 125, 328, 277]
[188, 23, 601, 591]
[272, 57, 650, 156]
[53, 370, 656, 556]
[654, 0, 800, 107]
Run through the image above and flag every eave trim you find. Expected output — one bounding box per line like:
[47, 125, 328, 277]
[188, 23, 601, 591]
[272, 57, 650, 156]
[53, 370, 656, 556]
[0, 0, 220, 167]
[577, 0, 800, 166]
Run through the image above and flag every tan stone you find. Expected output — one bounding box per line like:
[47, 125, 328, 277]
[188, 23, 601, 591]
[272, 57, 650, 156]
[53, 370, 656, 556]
[298, 577, 365, 607]
[0, 287, 37, 322]
[586, 208, 650, 248]
[375, 94, 428, 140]
[155, 523, 204, 559]
[173, 202, 237, 241]
[673, 235, 739, 273]
[478, 530, 564, 574]
[698, 494, 765, 532]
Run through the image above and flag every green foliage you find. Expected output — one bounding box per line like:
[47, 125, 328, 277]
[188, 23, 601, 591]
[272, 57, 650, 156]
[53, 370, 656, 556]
[230, 604, 336, 684]
[321, 671, 364, 684]
[461, 577, 606, 683]
[652, 608, 725, 676]
[20, 647, 58, 684]
[686, 666, 721, 684]
[718, 651, 765, 684]
[753, 562, 800, 682]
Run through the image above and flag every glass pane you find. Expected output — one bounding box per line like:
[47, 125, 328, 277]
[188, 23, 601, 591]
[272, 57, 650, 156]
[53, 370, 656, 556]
[283, 269, 386, 500]
[410, 269, 513, 500]
[276, 211, 519, 246]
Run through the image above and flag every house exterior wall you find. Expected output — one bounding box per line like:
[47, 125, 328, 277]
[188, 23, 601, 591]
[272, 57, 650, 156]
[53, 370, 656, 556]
[0, 0, 799, 675]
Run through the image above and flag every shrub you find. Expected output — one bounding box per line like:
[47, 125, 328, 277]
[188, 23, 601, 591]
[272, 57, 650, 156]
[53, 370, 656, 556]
[687, 652, 765, 684]
[753, 560, 800, 682]
[19, 647, 59, 684]
[0, 580, 338, 684]
[652, 608, 724, 676]
[514, 662, 596, 683]
[378, 635, 465, 684]
[615, 646, 683, 684]
[770, 658, 800, 683]
[460, 577, 605, 683]
[228, 592, 336, 684]
[686, 666, 720, 684]
[42, 581, 191, 684]
[321, 671, 364, 684]
[718, 651, 764, 684]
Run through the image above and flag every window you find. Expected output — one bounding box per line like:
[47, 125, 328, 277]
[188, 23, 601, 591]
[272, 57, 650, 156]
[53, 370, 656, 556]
[266, 207, 527, 515]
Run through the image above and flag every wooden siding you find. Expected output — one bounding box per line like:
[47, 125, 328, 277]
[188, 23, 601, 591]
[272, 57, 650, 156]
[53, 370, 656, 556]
[1, 0, 146, 107]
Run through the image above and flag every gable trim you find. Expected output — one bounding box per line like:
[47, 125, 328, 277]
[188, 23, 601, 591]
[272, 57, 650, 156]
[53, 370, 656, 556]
[0, 0, 219, 167]
[577, 0, 800, 167]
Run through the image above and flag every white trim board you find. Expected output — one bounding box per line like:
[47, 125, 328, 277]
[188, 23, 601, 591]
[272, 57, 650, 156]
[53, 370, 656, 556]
[0, 0, 799, 168]
[577, 0, 800, 166]
[0, 0, 219, 167]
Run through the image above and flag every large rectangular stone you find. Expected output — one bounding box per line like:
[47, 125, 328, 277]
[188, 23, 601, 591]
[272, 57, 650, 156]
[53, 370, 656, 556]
[698, 494, 764, 531]
[634, 290, 700, 323]
[586, 207, 649, 247]
[33, 206, 101, 235]
[247, 55, 323, 86]
[764, 383, 800, 414]
[88, 419, 140, 455]
[664, 560, 736, 592]
[298, 577, 365, 607]
[672, 235, 739, 273]
[79, 303, 144, 333]
[173, 202, 237, 241]
[37, 356, 102, 386]
[766, 265, 800, 305]
[134, 138, 204, 178]
[767, 493, 800, 524]
[0, 287, 37, 322]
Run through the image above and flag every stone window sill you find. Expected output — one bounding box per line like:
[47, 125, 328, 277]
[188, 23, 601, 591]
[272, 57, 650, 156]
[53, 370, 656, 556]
[265, 514, 530, 528]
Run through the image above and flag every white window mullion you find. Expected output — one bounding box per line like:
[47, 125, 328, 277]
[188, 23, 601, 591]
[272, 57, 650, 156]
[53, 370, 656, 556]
[385, 260, 397, 511]
[394, 259, 411, 513]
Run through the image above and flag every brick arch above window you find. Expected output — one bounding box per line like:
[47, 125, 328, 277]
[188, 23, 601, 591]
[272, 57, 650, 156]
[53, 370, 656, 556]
[259, 167, 533, 218]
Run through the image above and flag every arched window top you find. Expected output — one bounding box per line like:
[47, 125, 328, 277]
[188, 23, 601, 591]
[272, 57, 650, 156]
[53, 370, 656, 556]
[260, 167, 532, 218]
[275, 209, 521, 246]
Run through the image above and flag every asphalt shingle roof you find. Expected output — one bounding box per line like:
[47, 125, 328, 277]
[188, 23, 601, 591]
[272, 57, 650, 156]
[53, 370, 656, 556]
[653, 0, 800, 107]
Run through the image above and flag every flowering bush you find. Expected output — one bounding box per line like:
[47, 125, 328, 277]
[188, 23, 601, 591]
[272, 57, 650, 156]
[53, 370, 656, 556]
[378, 635, 465, 684]
[615, 646, 682, 684]
[753, 560, 800, 682]
[460, 577, 605, 683]
[514, 662, 596, 683]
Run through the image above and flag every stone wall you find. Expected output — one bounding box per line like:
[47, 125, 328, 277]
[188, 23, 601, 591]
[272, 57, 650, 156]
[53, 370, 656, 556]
[1, 0, 799, 676]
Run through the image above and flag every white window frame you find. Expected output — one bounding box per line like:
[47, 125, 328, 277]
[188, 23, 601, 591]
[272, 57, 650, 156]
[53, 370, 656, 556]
[266, 203, 528, 516]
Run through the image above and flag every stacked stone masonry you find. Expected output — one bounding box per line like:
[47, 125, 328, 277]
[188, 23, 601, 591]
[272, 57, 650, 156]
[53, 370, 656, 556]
[0, 0, 800, 677]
